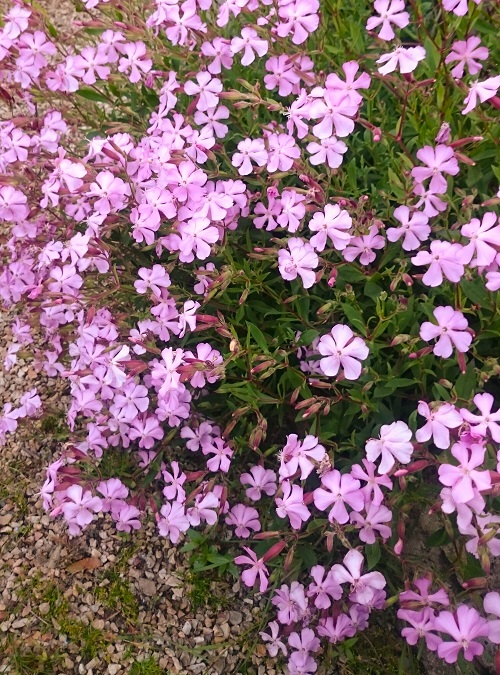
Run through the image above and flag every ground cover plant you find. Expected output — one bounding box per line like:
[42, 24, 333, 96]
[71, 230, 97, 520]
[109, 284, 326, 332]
[0, 0, 499, 672]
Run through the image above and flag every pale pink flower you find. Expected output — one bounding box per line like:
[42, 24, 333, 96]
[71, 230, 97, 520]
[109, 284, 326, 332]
[61, 485, 102, 529]
[342, 224, 385, 265]
[365, 421, 413, 474]
[266, 133, 300, 172]
[434, 605, 489, 663]
[438, 441, 491, 503]
[275, 482, 310, 530]
[117, 41, 152, 83]
[307, 565, 342, 608]
[225, 504, 261, 538]
[460, 393, 500, 442]
[484, 593, 500, 644]
[317, 324, 369, 380]
[330, 549, 386, 605]
[411, 145, 459, 194]
[313, 469, 364, 524]
[240, 466, 277, 501]
[350, 503, 392, 543]
[306, 136, 348, 168]
[462, 76, 500, 115]
[158, 501, 190, 543]
[416, 401, 463, 449]
[366, 0, 410, 41]
[230, 27, 268, 66]
[376, 46, 426, 75]
[397, 608, 442, 651]
[445, 37, 489, 79]
[276, 0, 320, 45]
[419, 306, 472, 357]
[259, 621, 288, 657]
[184, 71, 222, 111]
[386, 206, 430, 251]
[279, 434, 326, 480]
[317, 614, 356, 644]
[278, 237, 319, 289]
[308, 204, 352, 252]
[461, 212, 500, 268]
[235, 547, 269, 592]
[232, 138, 268, 176]
[411, 240, 468, 287]
[324, 61, 371, 107]
[443, 0, 481, 17]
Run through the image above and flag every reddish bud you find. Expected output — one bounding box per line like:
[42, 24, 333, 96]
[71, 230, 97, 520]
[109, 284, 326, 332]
[454, 151, 475, 166]
[254, 531, 282, 540]
[394, 460, 429, 476]
[461, 576, 487, 590]
[372, 127, 382, 142]
[262, 540, 287, 563]
[325, 531, 334, 553]
[283, 546, 295, 572]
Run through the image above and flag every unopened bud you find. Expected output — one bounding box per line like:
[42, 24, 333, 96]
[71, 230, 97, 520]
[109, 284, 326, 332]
[254, 531, 282, 541]
[327, 268, 338, 287]
[325, 531, 334, 553]
[302, 402, 323, 418]
[461, 576, 487, 590]
[394, 538, 404, 555]
[372, 127, 382, 142]
[454, 151, 475, 166]
[283, 546, 295, 572]
[390, 334, 410, 346]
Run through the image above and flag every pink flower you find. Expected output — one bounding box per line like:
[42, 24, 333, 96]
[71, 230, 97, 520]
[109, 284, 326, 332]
[162, 462, 186, 502]
[313, 469, 364, 524]
[462, 76, 500, 115]
[134, 265, 171, 298]
[434, 605, 490, 663]
[201, 38, 233, 74]
[97, 478, 129, 513]
[278, 237, 319, 289]
[366, 0, 410, 41]
[277, 190, 306, 232]
[397, 608, 442, 651]
[376, 46, 426, 75]
[350, 459, 393, 505]
[88, 171, 131, 214]
[399, 577, 450, 607]
[117, 41, 152, 83]
[386, 206, 430, 251]
[461, 212, 500, 268]
[264, 55, 300, 97]
[306, 136, 348, 169]
[411, 145, 459, 194]
[158, 501, 190, 543]
[240, 466, 277, 501]
[317, 615, 356, 644]
[279, 434, 326, 480]
[308, 204, 352, 252]
[342, 224, 385, 265]
[260, 621, 288, 657]
[307, 565, 342, 608]
[411, 241, 467, 287]
[205, 437, 233, 472]
[0, 186, 29, 223]
[276, 0, 320, 45]
[443, 0, 481, 17]
[184, 71, 222, 112]
[317, 324, 369, 380]
[460, 393, 500, 442]
[419, 306, 472, 357]
[61, 485, 102, 530]
[272, 582, 308, 624]
[275, 481, 310, 529]
[225, 504, 261, 538]
[484, 593, 500, 644]
[232, 138, 268, 176]
[114, 504, 141, 533]
[438, 441, 491, 503]
[330, 549, 386, 605]
[416, 401, 463, 449]
[445, 37, 489, 79]
[350, 502, 392, 543]
[266, 133, 300, 173]
[230, 27, 268, 66]
[324, 61, 371, 107]
[365, 421, 413, 474]
[235, 547, 269, 593]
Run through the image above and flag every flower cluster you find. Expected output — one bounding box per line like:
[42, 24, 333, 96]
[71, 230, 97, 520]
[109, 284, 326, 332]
[0, 0, 499, 671]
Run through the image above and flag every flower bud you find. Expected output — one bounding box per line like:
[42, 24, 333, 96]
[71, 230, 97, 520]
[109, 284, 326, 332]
[262, 540, 287, 562]
[394, 538, 404, 555]
[461, 576, 487, 590]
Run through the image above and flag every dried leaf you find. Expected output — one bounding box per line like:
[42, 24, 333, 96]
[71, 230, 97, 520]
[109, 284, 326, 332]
[67, 557, 101, 573]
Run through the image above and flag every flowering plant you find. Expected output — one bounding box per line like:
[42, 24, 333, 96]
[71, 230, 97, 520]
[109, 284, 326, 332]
[0, 0, 499, 671]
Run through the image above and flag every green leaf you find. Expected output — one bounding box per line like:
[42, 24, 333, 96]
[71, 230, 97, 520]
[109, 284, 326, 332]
[341, 303, 367, 336]
[373, 378, 417, 397]
[426, 527, 451, 548]
[76, 88, 109, 103]
[365, 541, 381, 570]
[246, 321, 269, 353]
[296, 329, 320, 346]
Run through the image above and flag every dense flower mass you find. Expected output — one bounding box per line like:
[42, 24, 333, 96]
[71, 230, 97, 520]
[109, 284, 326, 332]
[0, 0, 499, 671]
